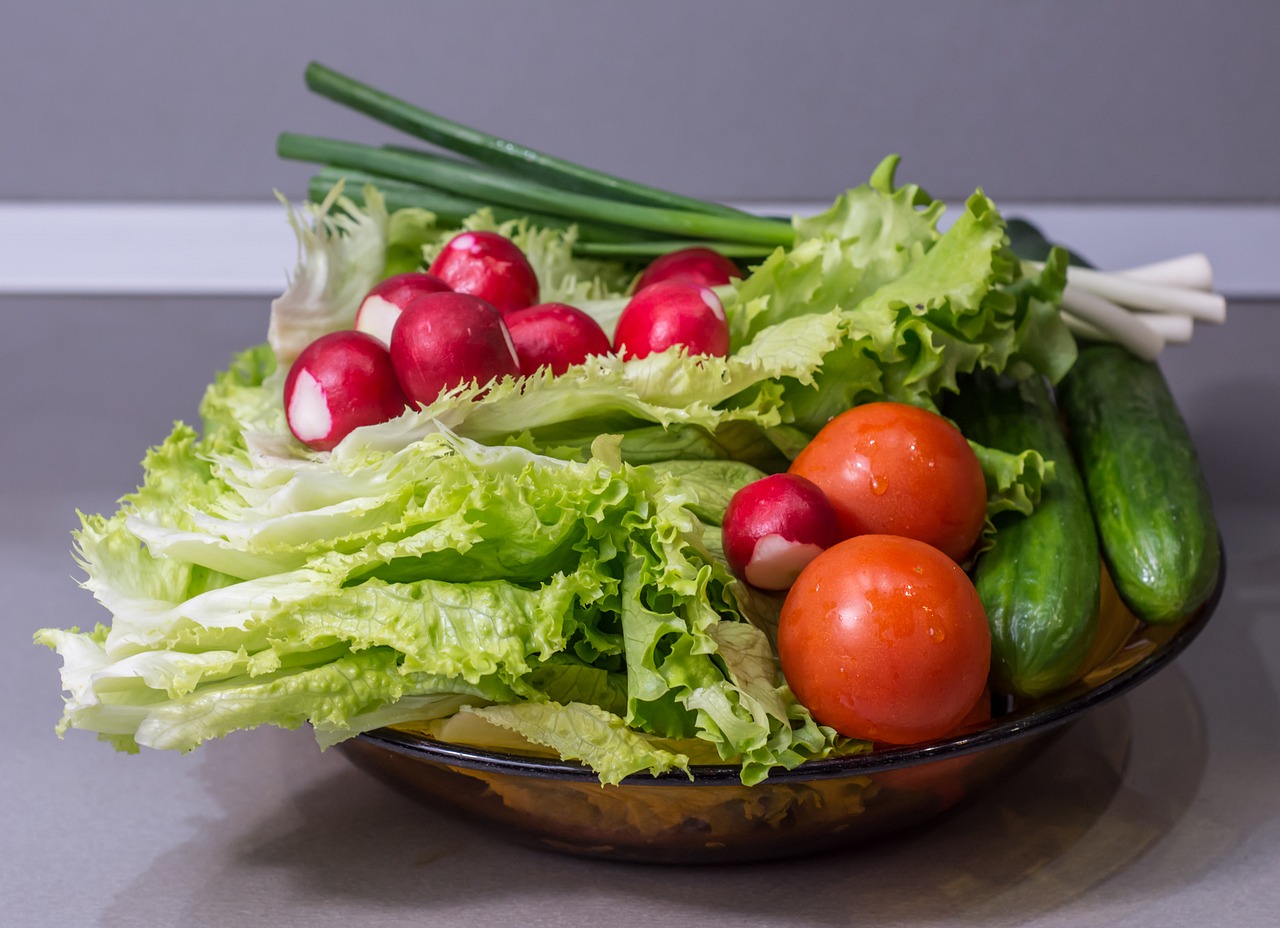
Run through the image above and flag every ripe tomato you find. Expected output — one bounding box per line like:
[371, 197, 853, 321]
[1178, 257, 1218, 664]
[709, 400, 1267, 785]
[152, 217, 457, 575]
[788, 401, 986, 562]
[777, 534, 991, 745]
[871, 686, 994, 807]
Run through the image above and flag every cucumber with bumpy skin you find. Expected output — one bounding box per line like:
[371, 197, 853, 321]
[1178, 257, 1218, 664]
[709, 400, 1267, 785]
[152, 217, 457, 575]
[1058, 343, 1221, 623]
[951, 372, 1100, 697]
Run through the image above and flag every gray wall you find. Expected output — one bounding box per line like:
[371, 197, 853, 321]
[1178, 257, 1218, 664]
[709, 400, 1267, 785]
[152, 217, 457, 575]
[5, 1, 1278, 205]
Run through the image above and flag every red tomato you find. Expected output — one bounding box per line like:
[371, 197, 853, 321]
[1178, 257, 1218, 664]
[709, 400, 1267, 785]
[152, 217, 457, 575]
[788, 401, 986, 562]
[870, 687, 994, 808]
[952, 685, 994, 732]
[777, 534, 991, 745]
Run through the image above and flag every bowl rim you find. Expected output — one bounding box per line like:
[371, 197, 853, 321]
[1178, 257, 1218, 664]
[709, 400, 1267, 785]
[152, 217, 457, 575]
[354, 557, 1224, 787]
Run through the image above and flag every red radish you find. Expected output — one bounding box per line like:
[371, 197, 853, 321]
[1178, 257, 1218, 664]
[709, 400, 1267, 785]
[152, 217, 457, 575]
[504, 303, 612, 376]
[427, 231, 539, 315]
[283, 331, 407, 452]
[354, 272, 452, 346]
[635, 247, 742, 292]
[389, 291, 521, 406]
[613, 281, 731, 360]
[722, 474, 843, 590]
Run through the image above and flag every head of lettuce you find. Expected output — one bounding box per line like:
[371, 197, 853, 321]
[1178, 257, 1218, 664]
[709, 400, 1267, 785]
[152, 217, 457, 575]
[36, 157, 1071, 785]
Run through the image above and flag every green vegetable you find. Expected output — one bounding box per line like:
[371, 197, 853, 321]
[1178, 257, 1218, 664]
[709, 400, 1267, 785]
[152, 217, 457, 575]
[303, 61, 752, 218]
[1005, 217, 1090, 268]
[728, 158, 1078, 434]
[37, 157, 1068, 784]
[278, 133, 793, 249]
[37, 410, 836, 785]
[295, 65, 1217, 364]
[949, 372, 1100, 697]
[310, 166, 665, 245]
[287, 63, 798, 261]
[266, 185, 393, 365]
[1057, 343, 1221, 623]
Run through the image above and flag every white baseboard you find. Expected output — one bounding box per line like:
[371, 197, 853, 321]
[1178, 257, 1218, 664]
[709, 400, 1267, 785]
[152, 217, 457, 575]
[0, 203, 298, 297]
[1, 201, 1275, 299]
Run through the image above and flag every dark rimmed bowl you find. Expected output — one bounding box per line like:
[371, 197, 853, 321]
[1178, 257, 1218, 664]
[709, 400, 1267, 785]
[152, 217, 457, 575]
[340, 563, 1223, 864]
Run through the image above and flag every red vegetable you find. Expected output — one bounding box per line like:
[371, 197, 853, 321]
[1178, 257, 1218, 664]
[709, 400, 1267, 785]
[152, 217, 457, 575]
[777, 534, 991, 745]
[389, 292, 521, 406]
[427, 231, 539, 315]
[283, 331, 407, 451]
[612, 281, 730, 360]
[504, 302, 612, 376]
[871, 686, 993, 807]
[788, 401, 987, 562]
[354, 272, 451, 346]
[721, 474, 842, 590]
[634, 246, 742, 291]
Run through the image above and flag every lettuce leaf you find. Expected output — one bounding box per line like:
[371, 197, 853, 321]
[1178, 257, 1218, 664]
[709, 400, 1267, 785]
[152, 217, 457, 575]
[267, 186, 391, 366]
[39, 424, 843, 780]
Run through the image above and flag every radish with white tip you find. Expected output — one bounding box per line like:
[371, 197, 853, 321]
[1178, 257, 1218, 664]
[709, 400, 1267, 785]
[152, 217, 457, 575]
[389, 291, 521, 407]
[634, 246, 742, 292]
[613, 281, 731, 360]
[354, 272, 452, 346]
[427, 231, 539, 316]
[722, 474, 843, 590]
[284, 331, 408, 452]
[504, 302, 612, 376]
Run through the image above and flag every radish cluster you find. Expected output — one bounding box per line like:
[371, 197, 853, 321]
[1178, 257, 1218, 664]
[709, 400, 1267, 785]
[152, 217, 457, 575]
[283, 239, 740, 451]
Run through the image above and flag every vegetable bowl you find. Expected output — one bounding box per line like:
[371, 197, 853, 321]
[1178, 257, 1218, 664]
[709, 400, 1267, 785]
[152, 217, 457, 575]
[35, 63, 1230, 864]
[340, 566, 1220, 864]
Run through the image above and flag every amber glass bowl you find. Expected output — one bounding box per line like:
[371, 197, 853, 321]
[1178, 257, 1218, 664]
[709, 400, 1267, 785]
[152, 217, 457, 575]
[340, 565, 1222, 864]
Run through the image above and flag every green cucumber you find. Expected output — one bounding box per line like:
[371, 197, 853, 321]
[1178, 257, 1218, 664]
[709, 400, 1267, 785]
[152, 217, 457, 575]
[951, 372, 1100, 697]
[1057, 343, 1221, 623]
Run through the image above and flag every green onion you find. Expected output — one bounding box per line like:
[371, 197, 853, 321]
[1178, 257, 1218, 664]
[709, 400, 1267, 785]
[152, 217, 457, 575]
[308, 168, 661, 245]
[303, 61, 755, 219]
[572, 239, 774, 259]
[279, 133, 796, 249]
[309, 168, 497, 223]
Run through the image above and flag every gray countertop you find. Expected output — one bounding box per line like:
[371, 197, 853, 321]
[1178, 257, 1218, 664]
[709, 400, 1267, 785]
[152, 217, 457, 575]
[4, 295, 1278, 927]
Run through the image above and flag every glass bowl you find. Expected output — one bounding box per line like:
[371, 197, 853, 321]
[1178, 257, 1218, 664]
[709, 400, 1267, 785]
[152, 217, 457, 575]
[338, 564, 1223, 864]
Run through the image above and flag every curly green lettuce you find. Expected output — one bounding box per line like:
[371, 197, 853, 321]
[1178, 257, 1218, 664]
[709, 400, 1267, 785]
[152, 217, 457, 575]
[38, 157, 1074, 784]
